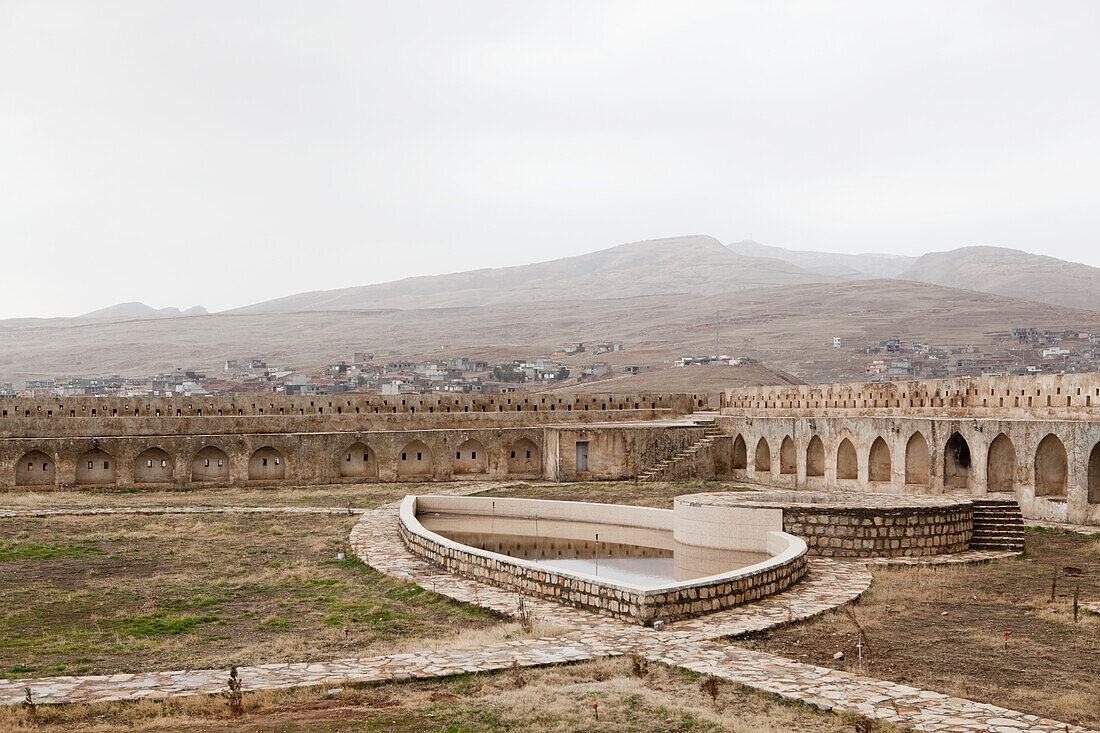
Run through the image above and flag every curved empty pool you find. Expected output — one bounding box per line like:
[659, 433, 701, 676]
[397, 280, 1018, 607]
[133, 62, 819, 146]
[398, 494, 808, 625]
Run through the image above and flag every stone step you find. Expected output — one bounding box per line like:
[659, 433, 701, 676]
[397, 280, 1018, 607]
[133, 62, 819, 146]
[968, 537, 1025, 548]
[638, 431, 717, 481]
[967, 498, 1026, 551]
[972, 530, 1020, 541]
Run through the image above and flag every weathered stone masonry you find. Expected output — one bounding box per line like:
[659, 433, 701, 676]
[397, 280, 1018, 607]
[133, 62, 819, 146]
[721, 375, 1100, 526]
[0, 393, 705, 489]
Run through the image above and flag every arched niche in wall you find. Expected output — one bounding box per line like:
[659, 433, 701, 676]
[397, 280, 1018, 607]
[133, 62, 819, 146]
[836, 438, 858, 481]
[15, 450, 55, 486]
[1034, 434, 1067, 498]
[192, 446, 230, 483]
[905, 432, 929, 486]
[779, 436, 796, 475]
[754, 437, 771, 473]
[806, 436, 825, 477]
[134, 447, 173, 483]
[986, 433, 1016, 493]
[248, 446, 286, 481]
[868, 437, 891, 483]
[340, 442, 378, 479]
[944, 433, 971, 490]
[732, 435, 747, 470]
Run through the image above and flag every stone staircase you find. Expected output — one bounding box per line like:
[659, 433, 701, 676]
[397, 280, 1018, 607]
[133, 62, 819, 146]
[969, 497, 1026, 552]
[637, 421, 722, 481]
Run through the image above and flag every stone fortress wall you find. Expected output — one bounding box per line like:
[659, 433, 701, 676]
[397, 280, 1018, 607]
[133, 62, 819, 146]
[7, 373, 1100, 528]
[0, 392, 706, 489]
[720, 374, 1100, 526]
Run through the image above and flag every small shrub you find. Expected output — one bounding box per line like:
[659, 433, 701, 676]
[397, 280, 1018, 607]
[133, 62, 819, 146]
[700, 675, 720, 704]
[225, 666, 243, 716]
[631, 650, 649, 677]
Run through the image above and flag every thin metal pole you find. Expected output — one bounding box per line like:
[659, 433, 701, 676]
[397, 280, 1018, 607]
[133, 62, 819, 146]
[594, 532, 599, 577]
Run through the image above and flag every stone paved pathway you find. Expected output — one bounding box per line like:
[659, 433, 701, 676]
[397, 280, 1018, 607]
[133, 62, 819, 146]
[0, 639, 607, 706]
[0, 486, 1092, 732]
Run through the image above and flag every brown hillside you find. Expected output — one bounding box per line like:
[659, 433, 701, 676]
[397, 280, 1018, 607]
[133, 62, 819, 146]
[233, 236, 836, 312]
[898, 246, 1100, 313]
[539, 364, 803, 405]
[4, 279, 1099, 384]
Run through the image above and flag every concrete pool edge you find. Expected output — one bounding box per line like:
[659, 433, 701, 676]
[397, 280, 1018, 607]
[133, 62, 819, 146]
[397, 494, 807, 626]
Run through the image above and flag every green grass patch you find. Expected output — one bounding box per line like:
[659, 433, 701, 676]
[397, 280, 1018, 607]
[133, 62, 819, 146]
[119, 614, 220, 637]
[0, 542, 108, 561]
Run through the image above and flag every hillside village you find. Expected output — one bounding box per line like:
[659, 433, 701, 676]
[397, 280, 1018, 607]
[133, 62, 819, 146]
[8, 323, 1100, 398]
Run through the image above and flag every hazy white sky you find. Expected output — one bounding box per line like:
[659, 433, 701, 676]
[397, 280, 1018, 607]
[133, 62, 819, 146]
[2, 1, 1098, 319]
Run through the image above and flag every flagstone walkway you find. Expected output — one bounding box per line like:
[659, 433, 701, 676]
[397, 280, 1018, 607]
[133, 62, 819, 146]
[0, 485, 1092, 732]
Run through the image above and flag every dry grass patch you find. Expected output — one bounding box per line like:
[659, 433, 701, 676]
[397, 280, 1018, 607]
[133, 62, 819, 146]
[0, 482, 449, 511]
[483, 480, 748, 509]
[0, 513, 515, 679]
[740, 529, 1100, 728]
[1, 657, 899, 732]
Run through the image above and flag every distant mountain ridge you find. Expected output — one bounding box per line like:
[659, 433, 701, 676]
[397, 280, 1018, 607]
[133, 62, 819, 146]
[727, 239, 914, 279]
[232, 236, 837, 313]
[74, 236, 1100, 321]
[80, 302, 208, 319]
[727, 240, 1100, 313]
[897, 246, 1100, 313]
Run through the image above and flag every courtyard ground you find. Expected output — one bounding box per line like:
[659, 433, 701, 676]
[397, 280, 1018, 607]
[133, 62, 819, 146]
[2, 480, 1096, 730]
[489, 482, 1100, 728]
[481, 479, 734, 508]
[0, 657, 897, 732]
[0, 511, 534, 679]
[739, 528, 1100, 729]
[0, 482, 433, 511]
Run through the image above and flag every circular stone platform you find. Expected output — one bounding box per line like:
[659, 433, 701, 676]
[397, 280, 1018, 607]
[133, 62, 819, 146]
[677, 491, 973, 558]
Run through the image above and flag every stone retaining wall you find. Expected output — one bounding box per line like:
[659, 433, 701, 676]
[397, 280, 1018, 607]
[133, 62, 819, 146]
[678, 492, 972, 558]
[782, 504, 971, 557]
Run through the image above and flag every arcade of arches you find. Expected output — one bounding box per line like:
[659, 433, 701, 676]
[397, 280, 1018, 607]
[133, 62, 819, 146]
[724, 416, 1100, 526]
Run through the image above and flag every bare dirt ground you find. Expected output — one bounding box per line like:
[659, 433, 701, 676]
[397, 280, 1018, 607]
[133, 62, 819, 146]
[0, 482, 436, 511]
[740, 529, 1100, 728]
[0, 657, 898, 732]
